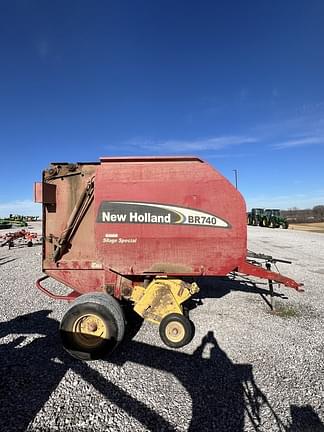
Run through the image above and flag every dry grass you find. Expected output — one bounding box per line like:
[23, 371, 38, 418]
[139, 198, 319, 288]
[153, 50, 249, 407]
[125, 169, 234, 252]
[270, 304, 300, 318]
[289, 222, 324, 234]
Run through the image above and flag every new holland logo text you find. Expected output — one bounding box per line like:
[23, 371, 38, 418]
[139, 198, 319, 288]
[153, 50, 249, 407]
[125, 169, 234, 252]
[102, 212, 171, 224]
[97, 201, 230, 228]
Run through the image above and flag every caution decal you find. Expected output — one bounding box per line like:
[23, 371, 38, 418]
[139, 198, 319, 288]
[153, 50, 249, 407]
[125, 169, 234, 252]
[97, 201, 230, 228]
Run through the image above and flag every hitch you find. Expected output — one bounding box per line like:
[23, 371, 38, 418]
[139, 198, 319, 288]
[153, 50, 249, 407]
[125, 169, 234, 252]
[238, 259, 304, 292]
[247, 250, 292, 264]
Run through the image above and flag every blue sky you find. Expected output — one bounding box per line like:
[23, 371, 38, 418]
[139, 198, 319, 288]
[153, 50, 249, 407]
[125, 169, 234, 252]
[0, 0, 324, 216]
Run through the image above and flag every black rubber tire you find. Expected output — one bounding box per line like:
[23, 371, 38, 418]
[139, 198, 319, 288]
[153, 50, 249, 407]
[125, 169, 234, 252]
[159, 313, 194, 348]
[121, 300, 144, 340]
[60, 292, 125, 360]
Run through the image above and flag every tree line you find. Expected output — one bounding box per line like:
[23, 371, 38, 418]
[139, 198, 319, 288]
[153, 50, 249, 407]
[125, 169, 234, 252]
[281, 205, 324, 223]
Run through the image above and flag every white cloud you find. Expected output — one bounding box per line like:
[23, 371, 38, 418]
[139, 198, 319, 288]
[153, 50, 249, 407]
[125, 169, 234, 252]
[251, 107, 324, 146]
[246, 191, 324, 210]
[125, 135, 258, 154]
[272, 136, 324, 149]
[0, 200, 41, 218]
[120, 108, 324, 156]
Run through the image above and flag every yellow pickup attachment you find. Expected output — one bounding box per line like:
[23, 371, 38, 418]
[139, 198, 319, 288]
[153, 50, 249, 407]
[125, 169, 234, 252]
[130, 278, 199, 324]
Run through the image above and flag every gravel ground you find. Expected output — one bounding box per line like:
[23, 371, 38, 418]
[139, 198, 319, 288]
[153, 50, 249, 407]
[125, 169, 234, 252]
[0, 223, 323, 432]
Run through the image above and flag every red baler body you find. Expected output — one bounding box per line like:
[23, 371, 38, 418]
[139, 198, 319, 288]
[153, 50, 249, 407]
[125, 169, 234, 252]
[36, 156, 301, 299]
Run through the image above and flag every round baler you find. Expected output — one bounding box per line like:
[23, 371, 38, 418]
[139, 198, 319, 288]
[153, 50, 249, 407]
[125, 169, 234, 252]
[34, 156, 303, 360]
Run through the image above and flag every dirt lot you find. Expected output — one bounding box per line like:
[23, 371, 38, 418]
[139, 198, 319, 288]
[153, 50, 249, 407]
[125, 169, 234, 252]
[0, 224, 324, 431]
[289, 222, 324, 234]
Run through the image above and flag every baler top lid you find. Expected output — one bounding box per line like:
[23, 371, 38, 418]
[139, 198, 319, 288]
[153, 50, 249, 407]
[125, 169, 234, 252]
[99, 156, 203, 163]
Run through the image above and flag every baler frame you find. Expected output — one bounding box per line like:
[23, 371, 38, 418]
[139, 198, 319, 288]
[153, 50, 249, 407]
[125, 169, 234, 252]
[36, 252, 303, 301]
[34, 156, 303, 360]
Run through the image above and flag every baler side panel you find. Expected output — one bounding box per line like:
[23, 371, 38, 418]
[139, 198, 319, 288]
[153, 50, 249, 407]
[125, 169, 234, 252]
[94, 160, 246, 276]
[42, 165, 101, 293]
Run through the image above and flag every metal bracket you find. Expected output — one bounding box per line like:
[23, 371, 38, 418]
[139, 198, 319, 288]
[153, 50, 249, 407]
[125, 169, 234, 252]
[35, 275, 80, 301]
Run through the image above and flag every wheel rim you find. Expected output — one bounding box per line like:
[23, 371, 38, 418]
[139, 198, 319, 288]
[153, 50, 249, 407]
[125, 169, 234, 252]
[72, 313, 109, 349]
[165, 321, 185, 343]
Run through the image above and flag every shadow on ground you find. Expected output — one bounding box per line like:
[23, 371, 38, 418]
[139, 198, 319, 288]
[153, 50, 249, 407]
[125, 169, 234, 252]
[0, 310, 323, 431]
[180, 275, 291, 314]
[0, 256, 17, 266]
[193, 275, 288, 300]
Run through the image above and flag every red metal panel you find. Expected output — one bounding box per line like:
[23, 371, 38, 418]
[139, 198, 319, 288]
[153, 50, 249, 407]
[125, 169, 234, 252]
[94, 159, 246, 276]
[238, 261, 304, 291]
[37, 156, 302, 299]
[34, 182, 43, 203]
[33, 182, 56, 204]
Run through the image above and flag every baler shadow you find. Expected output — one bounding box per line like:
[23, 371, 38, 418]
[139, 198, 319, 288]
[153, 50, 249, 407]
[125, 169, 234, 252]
[288, 405, 324, 431]
[0, 310, 323, 432]
[109, 331, 286, 431]
[0, 311, 65, 431]
[193, 276, 288, 304]
[0, 258, 17, 266]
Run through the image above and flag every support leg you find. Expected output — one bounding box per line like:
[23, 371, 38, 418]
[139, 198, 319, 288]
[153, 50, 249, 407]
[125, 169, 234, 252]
[266, 262, 275, 311]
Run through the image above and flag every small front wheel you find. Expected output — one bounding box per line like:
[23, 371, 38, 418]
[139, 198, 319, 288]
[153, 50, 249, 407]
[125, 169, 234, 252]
[159, 313, 194, 348]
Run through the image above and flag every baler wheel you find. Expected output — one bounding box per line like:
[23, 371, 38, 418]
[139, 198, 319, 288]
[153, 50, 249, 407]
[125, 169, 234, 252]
[159, 313, 194, 348]
[60, 293, 125, 360]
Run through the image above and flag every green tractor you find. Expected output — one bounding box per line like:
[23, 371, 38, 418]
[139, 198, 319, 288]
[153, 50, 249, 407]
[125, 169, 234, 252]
[247, 208, 265, 226]
[261, 209, 289, 229]
[0, 219, 12, 229]
[0, 214, 28, 229]
[8, 214, 28, 227]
